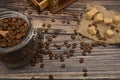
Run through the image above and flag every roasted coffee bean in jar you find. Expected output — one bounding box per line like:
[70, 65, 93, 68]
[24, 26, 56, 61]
[0, 11, 35, 68]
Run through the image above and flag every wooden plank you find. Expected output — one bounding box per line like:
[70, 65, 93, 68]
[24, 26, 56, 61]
[0, 0, 120, 79]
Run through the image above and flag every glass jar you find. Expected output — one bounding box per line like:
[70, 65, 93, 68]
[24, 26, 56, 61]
[0, 11, 35, 68]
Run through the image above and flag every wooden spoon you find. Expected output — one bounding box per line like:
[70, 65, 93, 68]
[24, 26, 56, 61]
[0, 30, 9, 38]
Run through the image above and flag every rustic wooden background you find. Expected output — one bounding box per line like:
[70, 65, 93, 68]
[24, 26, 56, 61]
[0, 0, 120, 80]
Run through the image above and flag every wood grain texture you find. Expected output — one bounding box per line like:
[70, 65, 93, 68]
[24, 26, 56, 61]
[0, 0, 120, 79]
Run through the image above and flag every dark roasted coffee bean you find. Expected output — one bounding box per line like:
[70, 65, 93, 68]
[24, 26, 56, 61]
[45, 41, 50, 45]
[49, 74, 53, 80]
[57, 45, 61, 49]
[61, 63, 65, 68]
[79, 58, 84, 63]
[47, 38, 52, 42]
[88, 24, 92, 27]
[82, 52, 86, 56]
[52, 34, 57, 38]
[73, 43, 77, 46]
[54, 29, 59, 34]
[116, 29, 119, 33]
[82, 68, 87, 72]
[47, 24, 51, 28]
[63, 51, 68, 55]
[67, 20, 70, 24]
[83, 72, 87, 77]
[66, 44, 71, 48]
[54, 54, 59, 60]
[66, 54, 70, 58]
[111, 25, 115, 30]
[54, 43, 57, 47]
[69, 52, 74, 56]
[42, 23, 46, 27]
[69, 49, 75, 53]
[71, 35, 76, 40]
[40, 63, 44, 68]
[51, 17, 55, 22]
[64, 40, 68, 45]
[72, 45, 76, 49]
[45, 45, 49, 49]
[60, 57, 65, 62]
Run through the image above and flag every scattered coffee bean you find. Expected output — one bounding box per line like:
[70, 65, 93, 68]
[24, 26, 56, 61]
[49, 74, 53, 80]
[57, 45, 61, 49]
[111, 25, 115, 30]
[82, 68, 87, 72]
[47, 24, 51, 28]
[45, 45, 49, 49]
[52, 34, 57, 38]
[73, 43, 77, 46]
[74, 30, 77, 35]
[67, 20, 70, 24]
[72, 46, 76, 49]
[60, 57, 65, 62]
[79, 58, 84, 63]
[64, 40, 68, 45]
[83, 72, 87, 77]
[47, 38, 52, 42]
[66, 44, 71, 48]
[69, 52, 74, 56]
[71, 35, 76, 40]
[54, 54, 59, 60]
[82, 52, 86, 56]
[51, 17, 55, 22]
[54, 43, 57, 47]
[61, 63, 65, 68]
[69, 49, 75, 53]
[88, 24, 92, 27]
[116, 29, 119, 33]
[66, 54, 70, 58]
[45, 41, 50, 45]
[54, 29, 59, 34]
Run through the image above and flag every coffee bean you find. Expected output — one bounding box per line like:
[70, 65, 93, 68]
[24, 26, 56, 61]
[73, 43, 77, 46]
[47, 24, 51, 28]
[67, 20, 70, 24]
[42, 23, 46, 27]
[45, 41, 50, 45]
[63, 51, 68, 55]
[69, 52, 74, 56]
[54, 54, 59, 60]
[116, 29, 119, 33]
[83, 72, 87, 77]
[45, 45, 49, 49]
[51, 17, 55, 22]
[111, 25, 115, 30]
[82, 52, 86, 56]
[52, 34, 57, 38]
[79, 58, 84, 63]
[74, 30, 77, 35]
[69, 49, 75, 53]
[54, 43, 57, 47]
[60, 57, 65, 62]
[88, 24, 92, 27]
[64, 40, 68, 45]
[54, 29, 59, 34]
[82, 68, 87, 72]
[66, 44, 71, 48]
[66, 54, 70, 58]
[40, 63, 44, 68]
[71, 35, 76, 40]
[57, 45, 61, 49]
[49, 74, 53, 80]
[47, 38, 52, 42]
[61, 63, 65, 68]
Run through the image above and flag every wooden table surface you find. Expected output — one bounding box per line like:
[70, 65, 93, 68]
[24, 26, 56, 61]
[0, 0, 120, 80]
